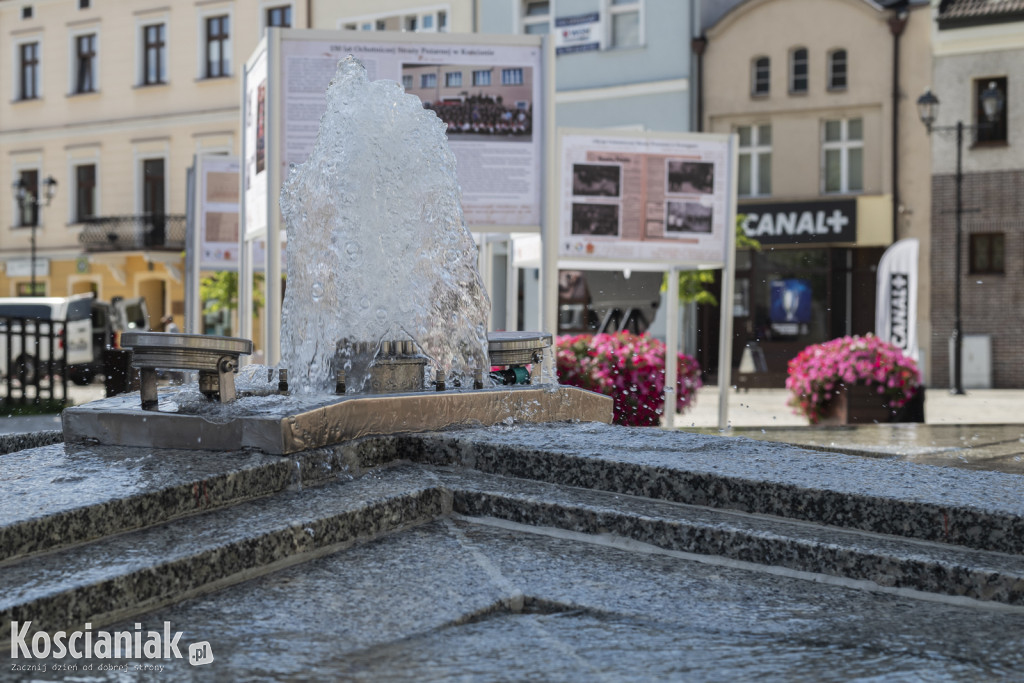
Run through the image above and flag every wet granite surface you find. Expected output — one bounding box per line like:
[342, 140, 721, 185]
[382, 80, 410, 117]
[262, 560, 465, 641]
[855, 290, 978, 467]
[0, 429, 62, 456]
[20, 518, 1024, 681]
[687, 423, 1024, 475]
[406, 423, 1024, 554]
[4, 421, 1024, 680]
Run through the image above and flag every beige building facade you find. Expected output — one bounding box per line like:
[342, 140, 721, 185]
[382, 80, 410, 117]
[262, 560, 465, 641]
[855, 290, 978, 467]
[1, 0, 304, 334]
[702, 0, 935, 384]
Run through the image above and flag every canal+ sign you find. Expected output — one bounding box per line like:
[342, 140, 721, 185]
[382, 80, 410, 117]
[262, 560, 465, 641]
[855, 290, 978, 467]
[740, 199, 857, 245]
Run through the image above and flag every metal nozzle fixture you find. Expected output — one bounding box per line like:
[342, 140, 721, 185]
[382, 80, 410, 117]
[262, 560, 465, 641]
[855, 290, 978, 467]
[120, 332, 253, 410]
[487, 331, 551, 386]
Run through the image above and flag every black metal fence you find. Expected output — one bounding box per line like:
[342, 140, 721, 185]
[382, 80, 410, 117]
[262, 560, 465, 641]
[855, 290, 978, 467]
[79, 214, 187, 252]
[1, 316, 69, 406]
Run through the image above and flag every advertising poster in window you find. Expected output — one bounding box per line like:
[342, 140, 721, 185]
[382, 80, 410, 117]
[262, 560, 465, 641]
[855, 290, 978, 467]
[278, 35, 543, 228]
[559, 132, 731, 266]
[243, 45, 268, 239]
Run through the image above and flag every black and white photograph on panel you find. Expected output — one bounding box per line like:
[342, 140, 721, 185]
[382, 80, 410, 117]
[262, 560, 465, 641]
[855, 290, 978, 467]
[666, 160, 714, 195]
[571, 203, 620, 236]
[665, 200, 713, 234]
[572, 163, 622, 197]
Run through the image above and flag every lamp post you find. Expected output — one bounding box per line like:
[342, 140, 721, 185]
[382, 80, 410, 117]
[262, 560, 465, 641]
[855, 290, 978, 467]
[917, 82, 1004, 395]
[10, 174, 57, 295]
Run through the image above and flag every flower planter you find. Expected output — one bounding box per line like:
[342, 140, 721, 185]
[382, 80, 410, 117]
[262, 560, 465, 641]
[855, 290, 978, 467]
[786, 335, 923, 425]
[818, 384, 896, 425]
[818, 383, 926, 425]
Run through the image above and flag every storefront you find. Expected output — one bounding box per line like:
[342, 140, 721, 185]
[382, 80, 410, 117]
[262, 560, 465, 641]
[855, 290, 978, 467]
[697, 196, 892, 387]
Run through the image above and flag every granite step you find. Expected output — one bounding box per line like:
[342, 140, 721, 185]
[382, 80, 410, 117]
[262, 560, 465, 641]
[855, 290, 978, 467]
[4, 455, 1023, 654]
[0, 437, 405, 564]
[0, 464, 445, 646]
[434, 467, 1024, 607]
[409, 426, 1024, 556]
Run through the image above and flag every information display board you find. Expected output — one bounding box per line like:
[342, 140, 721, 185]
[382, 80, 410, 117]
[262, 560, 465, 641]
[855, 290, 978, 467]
[277, 32, 544, 229]
[557, 130, 733, 269]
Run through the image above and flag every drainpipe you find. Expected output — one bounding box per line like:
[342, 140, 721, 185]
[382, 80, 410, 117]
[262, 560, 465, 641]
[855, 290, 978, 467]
[691, 35, 707, 132]
[306, 0, 312, 28]
[888, 9, 908, 239]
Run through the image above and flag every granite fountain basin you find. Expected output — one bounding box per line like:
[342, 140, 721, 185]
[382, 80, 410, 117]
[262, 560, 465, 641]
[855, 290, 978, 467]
[3, 422, 1024, 680]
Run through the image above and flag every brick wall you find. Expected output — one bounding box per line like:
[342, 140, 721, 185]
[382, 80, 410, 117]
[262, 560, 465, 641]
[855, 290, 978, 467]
[930, 169, 1024, 388]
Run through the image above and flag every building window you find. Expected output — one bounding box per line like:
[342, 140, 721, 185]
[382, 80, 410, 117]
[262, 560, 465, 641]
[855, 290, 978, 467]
[522, 1, 550, 35]
[75, 34, 97, 94]
[19, 42, 40, 100]
[266, 5, 291, 28]
[828, 49, 847, 90]
[737, 125, 771, 197]
[790, 47, 808, 94]
[823, 118, 863, 194]
[22, 5, 33, 19]
[15, 170, 39, 227]
[473, 69, 491, 86]
[79, 0, 90, 8]
[205, 15, 230, 78]
[751, 57, 769, 96]
[502, 68, 523, 86]
[402, 74, 412, 89]
[609, 0, 641, 48]
[75, 164, 96, 222]
[405, 16, 417, 31]
[420, 73, 437, 88]
[975, 77, 1008, 144]
[970, 233, 1005, 274]
[142, 24, 166, 85]
[445, 71, 462, 87]
[422, 14, 434, 30]
[438, 11, 447, 32]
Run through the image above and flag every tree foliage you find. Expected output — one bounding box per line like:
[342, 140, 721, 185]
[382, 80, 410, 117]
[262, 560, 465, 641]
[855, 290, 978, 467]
[199, 271, 265, 314]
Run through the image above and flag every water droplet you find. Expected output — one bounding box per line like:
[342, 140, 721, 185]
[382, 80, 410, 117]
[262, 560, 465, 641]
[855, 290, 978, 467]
[311, 282, 324, 301]
[376, 307, 388, 323]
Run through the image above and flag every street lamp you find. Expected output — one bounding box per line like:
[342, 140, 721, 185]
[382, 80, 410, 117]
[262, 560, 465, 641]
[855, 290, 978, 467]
[10, 174, 57, 295]
[917, 82, 1004, 395]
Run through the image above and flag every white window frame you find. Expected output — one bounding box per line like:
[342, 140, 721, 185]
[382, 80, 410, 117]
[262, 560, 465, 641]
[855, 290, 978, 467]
[132, 141, 170, 216]
[421, 72, 437, 88]
[607, 0, 643, 49]
[196, 4, 234, 80]
[737, 124, 771, 198]
[828, 49, 847, 90]
[135, 13, 169, 86]
[822, 118, 863, 195]
[68, 27, 100, 95]
[402, 74, 413, 90]
[501, 68, 523, 86]
[259, 1, 296, 36]
[472, 69, 491, 87]
[789, 47, 808, 94]
[445, 70, 462, 88]
[11, 158, 42, 228]
[751, 56, 769, 96]
[67, 152, 101, 226]
[12, 35, 43, 101]
[521, 0, 551, 35]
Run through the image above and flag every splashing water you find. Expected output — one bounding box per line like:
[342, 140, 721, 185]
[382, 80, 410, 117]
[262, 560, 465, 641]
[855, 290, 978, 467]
[280, 56, 490, 394]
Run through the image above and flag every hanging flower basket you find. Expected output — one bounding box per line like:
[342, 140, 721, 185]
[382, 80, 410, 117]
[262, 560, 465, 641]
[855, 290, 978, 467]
[786, 334, 923, 425]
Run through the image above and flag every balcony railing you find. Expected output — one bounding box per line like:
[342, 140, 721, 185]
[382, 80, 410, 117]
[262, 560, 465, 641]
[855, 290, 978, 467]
[79, 214, 186, 252]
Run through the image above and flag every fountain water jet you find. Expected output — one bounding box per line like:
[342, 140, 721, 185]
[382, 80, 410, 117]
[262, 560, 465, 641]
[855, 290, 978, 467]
[61, 56, 611, 453]
[280, 56, 490, 395]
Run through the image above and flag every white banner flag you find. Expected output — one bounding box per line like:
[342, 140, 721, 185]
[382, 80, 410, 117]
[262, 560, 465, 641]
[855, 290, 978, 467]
[875, 238, 919, 360]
